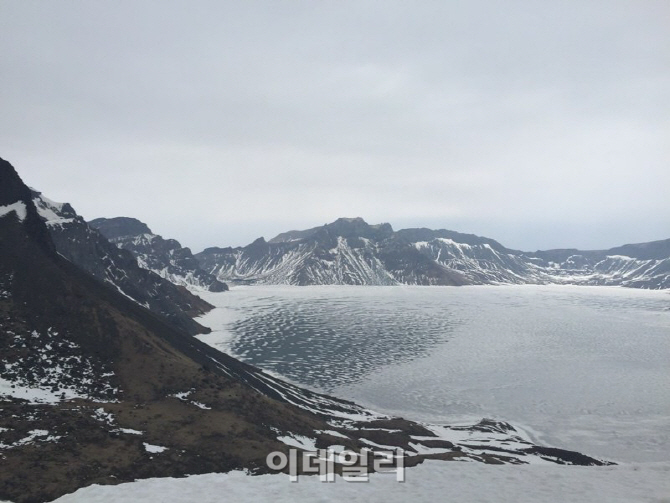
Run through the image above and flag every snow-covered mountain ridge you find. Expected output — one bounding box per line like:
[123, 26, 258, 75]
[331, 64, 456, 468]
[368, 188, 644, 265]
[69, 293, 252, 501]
[196, 217, 670, 289]
[89, 217, 228, 293]
[30, 191, 214, 335]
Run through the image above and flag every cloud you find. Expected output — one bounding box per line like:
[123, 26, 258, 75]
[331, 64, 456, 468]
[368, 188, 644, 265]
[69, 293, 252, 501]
[1, 0, 668, 251]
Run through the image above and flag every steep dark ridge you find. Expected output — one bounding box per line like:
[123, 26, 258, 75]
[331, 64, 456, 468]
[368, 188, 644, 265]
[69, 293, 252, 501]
[89, 217, 228, 292]
[88, 216, 151, 239]
[0, 160, 54, 255]
[1, 158, 610, 502]
[30, 190, 212, 336]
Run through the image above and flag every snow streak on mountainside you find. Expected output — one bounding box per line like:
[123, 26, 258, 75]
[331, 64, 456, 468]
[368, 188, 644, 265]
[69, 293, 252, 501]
[89, 217, 228, 292]
[196, 218, 670, 289]
[31, 191, 213, 335]
[521, 247, 670, 289]
[198, 236, 398, 286]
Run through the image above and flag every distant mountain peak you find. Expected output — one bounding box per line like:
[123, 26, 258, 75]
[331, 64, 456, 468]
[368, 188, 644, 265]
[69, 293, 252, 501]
[331, 216, 366, 225]
[88, 216, 152, 240]
[323, 217, 394, 239]
[0, 157, 31, 207]
[269, 217, 394, 244]
[248, 236, 268, 247]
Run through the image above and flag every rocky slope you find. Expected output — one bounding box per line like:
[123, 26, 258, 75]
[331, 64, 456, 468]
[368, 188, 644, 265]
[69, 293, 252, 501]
[521, 241, 670, 289]
[1, 158, 609, 503]
[30, 191, 212, 335]
[196, 217, 670, 289]
[89, 217, 228, 292]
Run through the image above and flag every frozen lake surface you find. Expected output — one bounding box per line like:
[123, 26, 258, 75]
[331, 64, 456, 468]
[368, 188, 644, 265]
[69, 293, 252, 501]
[197, 285, 670, 463]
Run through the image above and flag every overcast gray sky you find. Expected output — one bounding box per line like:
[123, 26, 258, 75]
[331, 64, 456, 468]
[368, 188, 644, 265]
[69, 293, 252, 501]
[1, 0, 668, 252]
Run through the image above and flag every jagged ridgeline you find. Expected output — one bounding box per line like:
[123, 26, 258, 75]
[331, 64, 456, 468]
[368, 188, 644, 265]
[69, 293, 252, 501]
[196, 217, 670, 288]
[1, 156, 611, 503]
[88, 217, 228, 293]
[29, 190, 221, 335]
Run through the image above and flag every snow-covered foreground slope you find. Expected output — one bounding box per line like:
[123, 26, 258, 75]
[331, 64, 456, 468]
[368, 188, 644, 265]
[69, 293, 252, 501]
[52, 461, 670, 503]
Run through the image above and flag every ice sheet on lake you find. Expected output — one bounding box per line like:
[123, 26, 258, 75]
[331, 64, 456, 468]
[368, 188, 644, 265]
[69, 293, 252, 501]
[196, 285, 670, 463]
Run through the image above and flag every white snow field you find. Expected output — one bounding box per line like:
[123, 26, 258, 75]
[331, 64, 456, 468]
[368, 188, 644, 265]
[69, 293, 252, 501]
[52, 461, 670, 503]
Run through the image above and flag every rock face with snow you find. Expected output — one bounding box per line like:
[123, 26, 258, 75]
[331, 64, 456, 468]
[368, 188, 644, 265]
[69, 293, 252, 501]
[521, 242, 670, 289]
[89, 217, 228, 292]
[196, 218, 463, 286]
[31, 191, 213, 335]
[196, 218, 670, 289]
